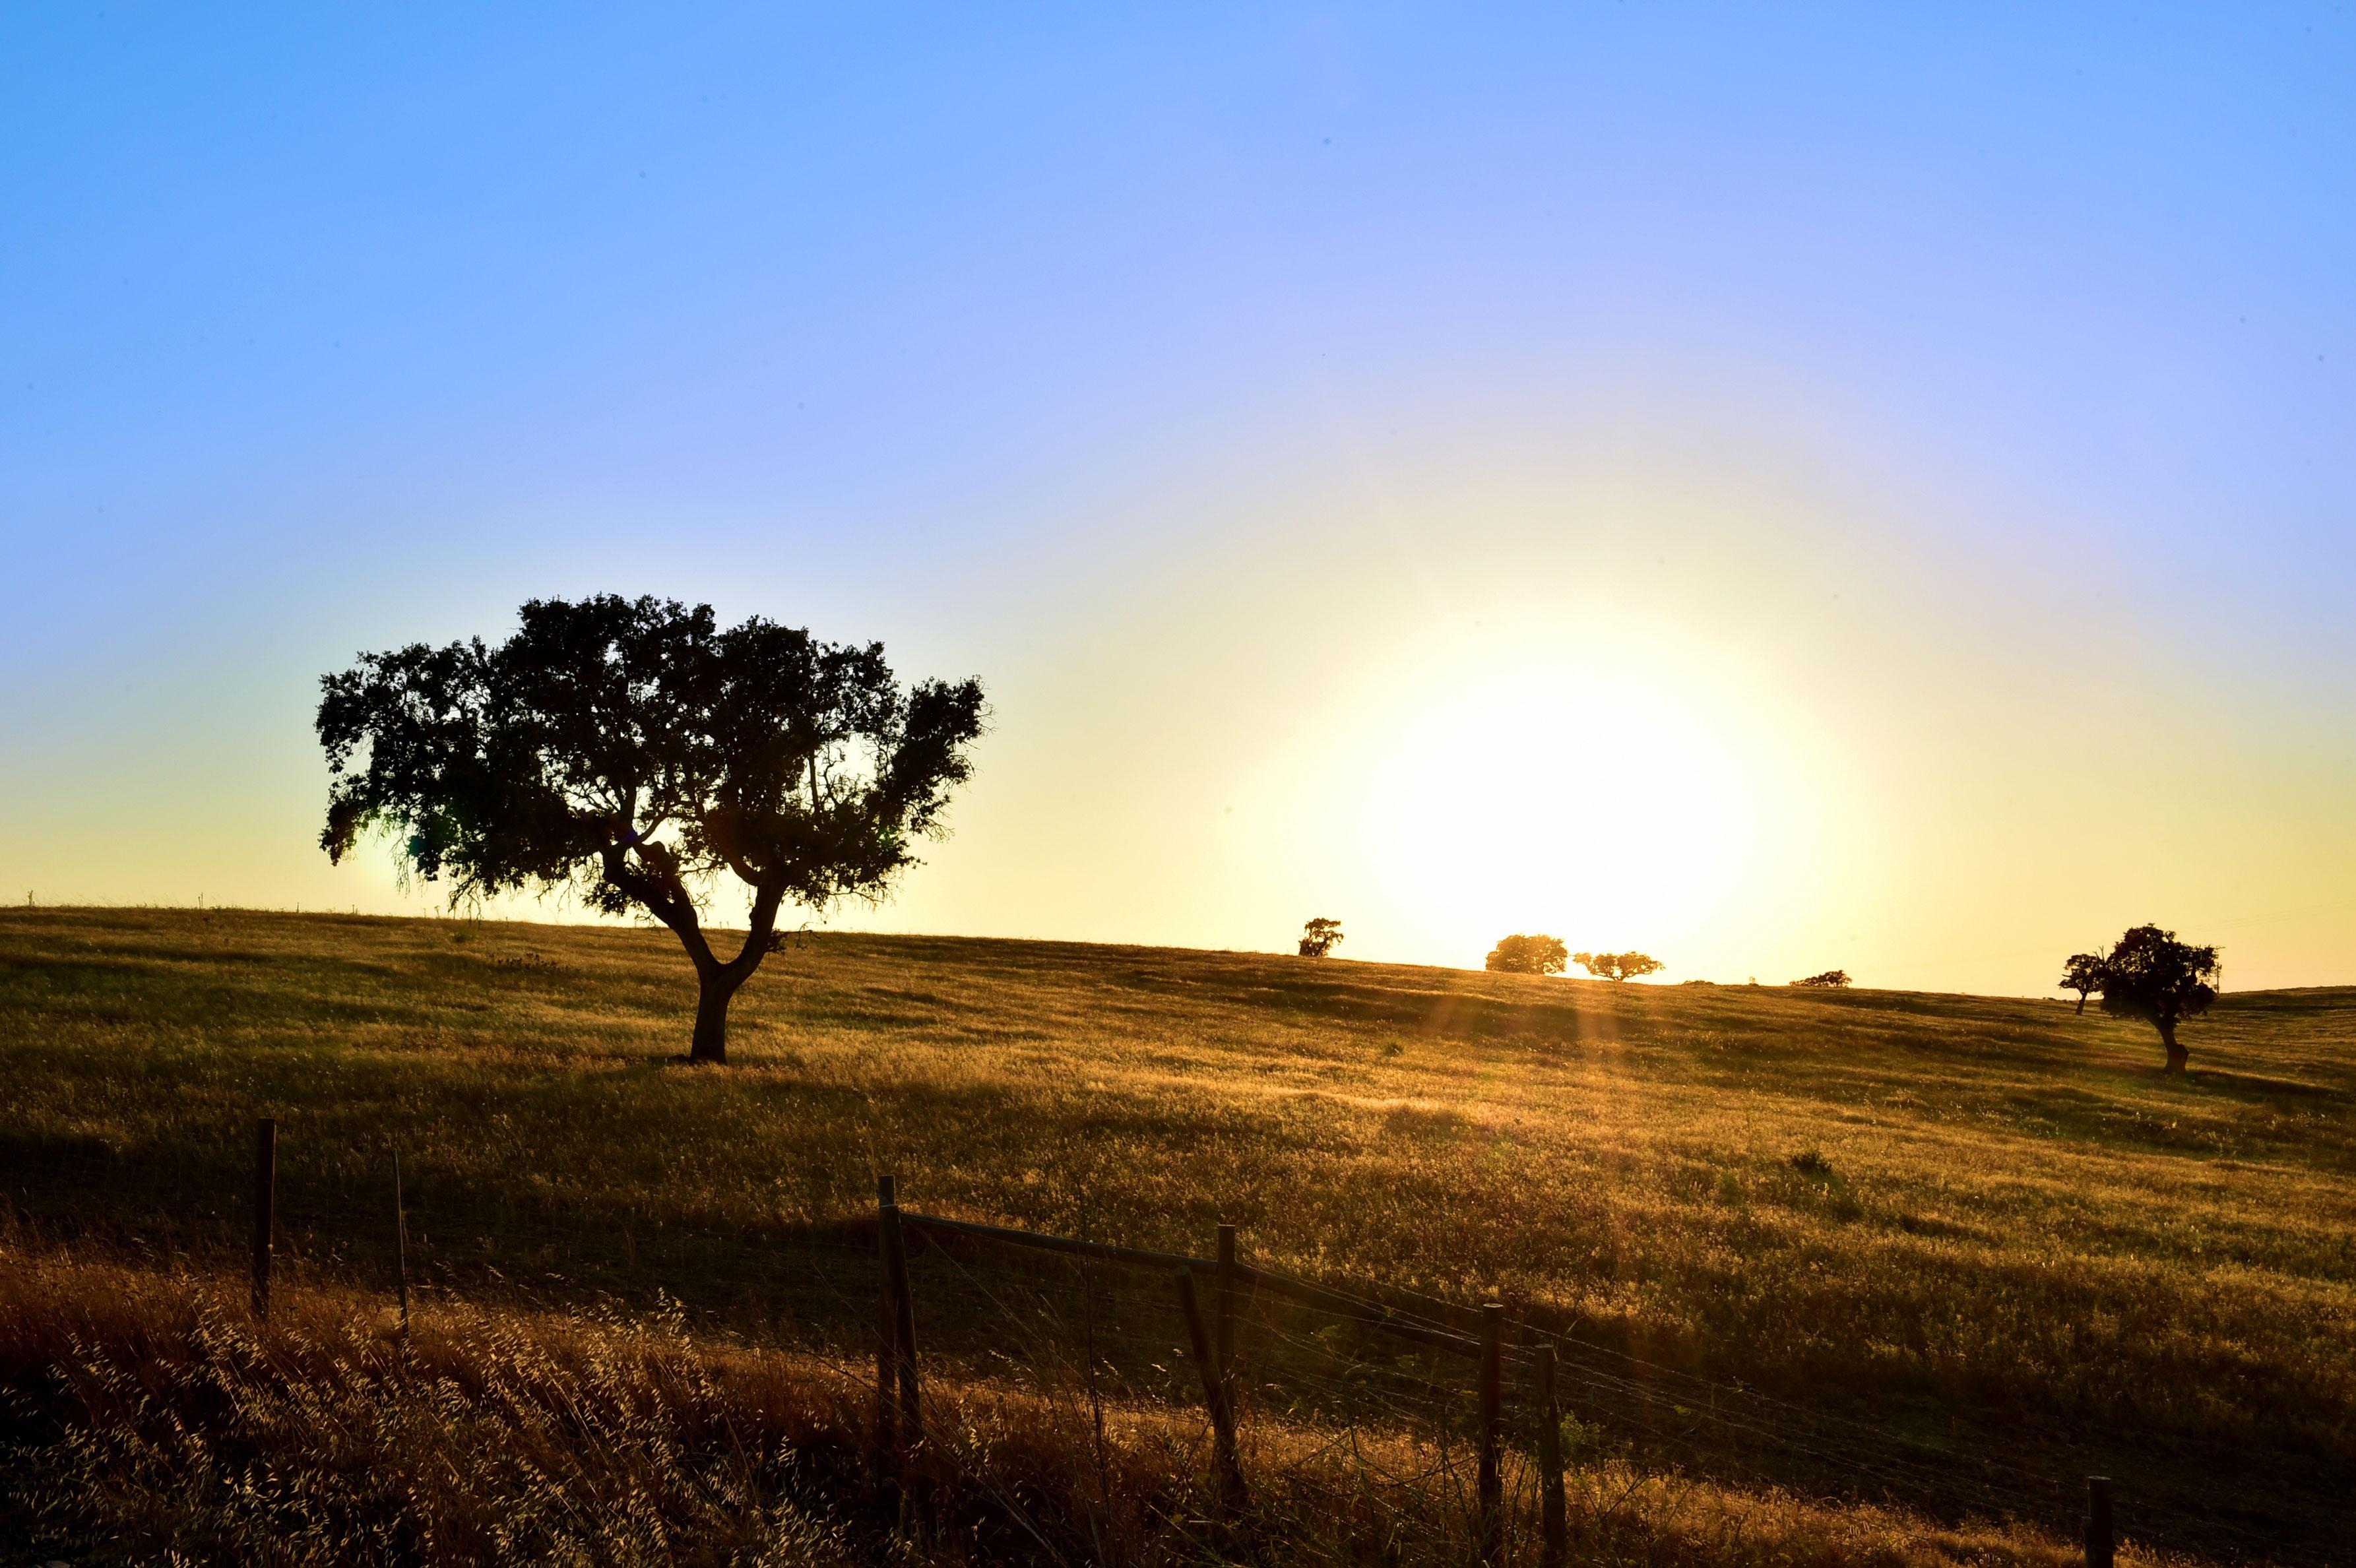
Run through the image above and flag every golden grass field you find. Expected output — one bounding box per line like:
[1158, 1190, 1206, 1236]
[3, 905, 2349, 1565]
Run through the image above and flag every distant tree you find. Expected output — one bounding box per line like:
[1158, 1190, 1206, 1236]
[1298, 918, 1345, 958]
[2058, 951, 2106, 1014]
[317, 595, 985, 1065]
[2093, 925, 2219, 1075]
[1572, 951, 1664, 983]
[1486, 933, 1569, 975]
[1791, 970, 1851, 988]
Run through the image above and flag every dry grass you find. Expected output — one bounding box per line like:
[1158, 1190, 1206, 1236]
[2, 905, 2349, 1563]
[1, 1253, 2140, 1567]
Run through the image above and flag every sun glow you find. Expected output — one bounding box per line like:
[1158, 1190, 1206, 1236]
[1374, 685, 1750, 938]
[1230, 609, 1830, 974]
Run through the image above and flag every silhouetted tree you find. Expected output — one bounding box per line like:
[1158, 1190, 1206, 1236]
[317, 595, 985, 1065]
[1791, 970, 1851, 988]
[1572, 950, 1664, 982]
[2093, 925, 2219, 1075]
[1486, 933, 1569, 975]
[2058, 951, 2105, 1014]
[1298, 918, 1345, 958]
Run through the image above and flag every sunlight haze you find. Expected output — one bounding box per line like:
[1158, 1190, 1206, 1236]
[3, 5, 2351, 993]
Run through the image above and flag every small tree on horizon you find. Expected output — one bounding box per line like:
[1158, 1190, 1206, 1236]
[2092, 925, 2219, 1075]
[1486, 933, 1569, 975]
[1791, 970, 1851, 988]
[2058, 951, 2105, 1014]
[1298, 918, 1345, 958]
[1573, 950, 1665, 983]
[317, 595, 985, 1065]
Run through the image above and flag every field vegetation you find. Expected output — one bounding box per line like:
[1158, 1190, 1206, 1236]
[3, 906, 2349, 1564]
[3, 1253, 2114, 1567]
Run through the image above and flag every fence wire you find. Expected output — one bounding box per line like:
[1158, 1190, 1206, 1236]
[0, 1140, 2307, 1565]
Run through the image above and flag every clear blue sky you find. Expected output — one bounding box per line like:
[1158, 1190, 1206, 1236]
[5, 6, 2352, 990]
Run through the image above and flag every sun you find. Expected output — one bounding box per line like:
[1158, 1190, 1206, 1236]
[1232, 607, 1820, 972]
[1366, 679, 1752, 947]
[1356, 640, 1762, 946]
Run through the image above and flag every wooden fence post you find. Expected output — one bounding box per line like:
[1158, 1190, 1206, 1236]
[391, 1146, 410, 1341]
[2084, 1476, 2114, 1568]
[1536, 1343, 1566, 1568]
[1174, 1267, 1248, 1515]
[1477, 1303, 1504, 1568]
[250, 1117, 276, 1319]
[1214, 1222, 1238, 1399]
[877, 1176, 922, 1446]
[874, 1176, 899, 1466]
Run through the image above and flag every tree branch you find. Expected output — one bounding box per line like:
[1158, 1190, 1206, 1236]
[720, 881, 788, 982]
[600, 842, 716, 971]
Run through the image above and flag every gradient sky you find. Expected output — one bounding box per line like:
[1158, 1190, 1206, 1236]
[5, 6, 2352, 993]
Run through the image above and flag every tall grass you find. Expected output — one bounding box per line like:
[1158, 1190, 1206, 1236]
[1, 1255, 2134, 1567]
[1, 905, 2347, 1561]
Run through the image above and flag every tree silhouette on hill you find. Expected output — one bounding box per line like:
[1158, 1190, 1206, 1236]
[2085, 925, 2219, 1075]
[1573, 951, 1663, 982]
[1486, 934, 1568, 975]
[2058, 951, 2105, 1014]
[1298, 918, 1345, 958]
[317, 595, 984, 1063]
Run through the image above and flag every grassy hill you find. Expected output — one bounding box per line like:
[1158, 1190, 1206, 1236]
[3, 905, 2349, 1563]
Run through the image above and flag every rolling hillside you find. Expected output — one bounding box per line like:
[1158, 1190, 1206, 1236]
[3, 906, 2349, 1563]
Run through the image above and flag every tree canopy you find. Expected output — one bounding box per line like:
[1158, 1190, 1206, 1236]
[1791, 970, 1851, 988]
[2087, 924, 2219, 1075]
[317, 595, 985, 1063]
[2058, 951, 2105, 1015]
[1486, 933, 1568, 975]
[1298, 918, 1345, 958]
[1573, 950, 1664, 983]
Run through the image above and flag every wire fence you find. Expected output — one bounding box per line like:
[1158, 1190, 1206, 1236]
[0, 1119, 2307, 1566]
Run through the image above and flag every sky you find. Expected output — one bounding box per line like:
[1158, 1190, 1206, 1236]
[3, 5, 2353, 993]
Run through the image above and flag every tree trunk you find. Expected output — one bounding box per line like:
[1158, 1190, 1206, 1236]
[2074, 993, 2087, 1015]
[602, 846, 784, 1067]
[690, 968, 743, 1065]
[2159, 1019, 2186, 1075]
